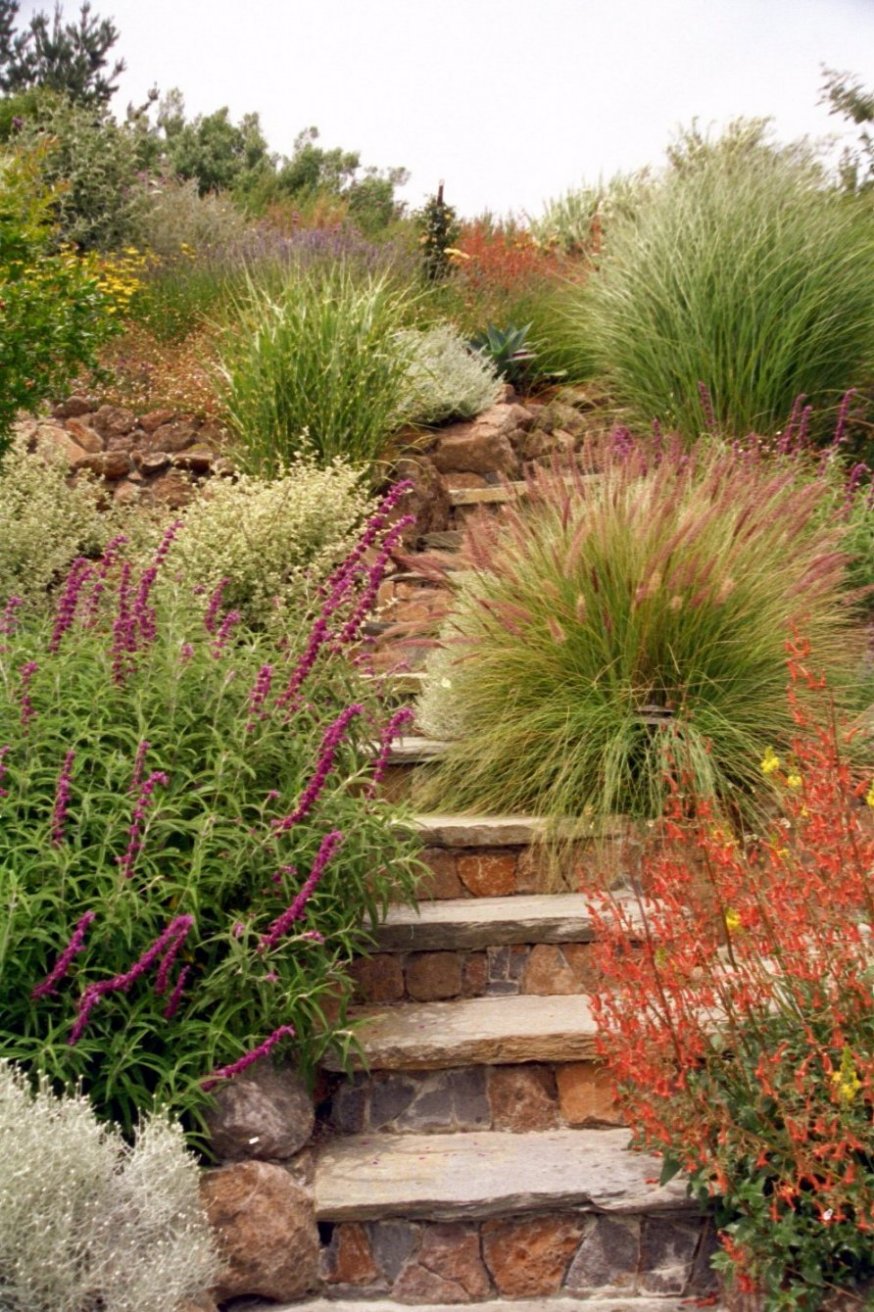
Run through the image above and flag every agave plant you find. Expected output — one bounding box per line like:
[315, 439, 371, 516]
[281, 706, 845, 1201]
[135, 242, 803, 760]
[468, 322, 537, 387]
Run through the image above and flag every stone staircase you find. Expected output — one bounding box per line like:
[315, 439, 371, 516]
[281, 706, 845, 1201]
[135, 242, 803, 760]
[263, 813, 718, 1310]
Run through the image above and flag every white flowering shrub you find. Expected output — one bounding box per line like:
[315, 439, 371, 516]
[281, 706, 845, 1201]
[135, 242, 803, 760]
[399, 323, 501, 426]
[0, 430, 108, 606]
[0, 1061, 219, 1312]
[163, 450, 376, 627]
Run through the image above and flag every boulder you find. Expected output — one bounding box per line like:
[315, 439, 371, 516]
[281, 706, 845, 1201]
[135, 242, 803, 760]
[90, 404, 136, 438]
[200, 1160, 319, 1303]
[52, 394, 96, 419]
[205, 1061, 314, 1161]
[393, 456, 451, 543]
[64, 418, 104, 453]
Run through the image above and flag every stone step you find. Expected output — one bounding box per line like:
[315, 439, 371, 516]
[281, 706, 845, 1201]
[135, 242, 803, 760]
[314, 1127, 693, 1223]
[264, 1300, 712, 1312]
[415, 813, 543, 847]
[387, 734, 448, 764]
[376, 893, 605, 951]
[324, 994, 597, 1071]
[422, 530, 464, 552]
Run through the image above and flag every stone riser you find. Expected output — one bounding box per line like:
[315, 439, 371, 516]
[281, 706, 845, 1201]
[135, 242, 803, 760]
[320, 1061, 623, 1136]
[414, 842, 642, 899]
[319, 1209, 718, 1304]
[350, 941, 606, 1004]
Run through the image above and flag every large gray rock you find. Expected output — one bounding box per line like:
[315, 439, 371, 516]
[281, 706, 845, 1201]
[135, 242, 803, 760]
[200, 1160, 319, 1302]
[206, 1062, 314, 1161]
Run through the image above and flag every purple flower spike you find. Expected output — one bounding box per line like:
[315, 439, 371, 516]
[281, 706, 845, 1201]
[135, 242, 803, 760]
[68, 914, 194, 1044]
[336, 516, 415, 646]
[201, 1023, 296, 1091]
[212, 609, 241, 656]
[259, 829, 344, 953]
[833, 389, 857, 447]
[162, 965, 190, 1019]
[19, 660, 38, 731]
[117, 769, 169, 879]
[31, 909, 96, 999]
[0, 744, 9, 798]
[204, 578, 229, 634]
[0, 596, 23, 636]
[697, 381, 717, 433]
[84, 534, 128, 626]
[366, 705, 415, 798]
[49, 559, 93, 654]
[246, 664, 274, 731]
[273, 707, 362, 834]
[52, 749, 76, 846]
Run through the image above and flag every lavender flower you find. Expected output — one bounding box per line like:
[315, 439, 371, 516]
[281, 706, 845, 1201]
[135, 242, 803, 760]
[49, 559, 93, 654]
[258, 829, 344, 953]
[273, 707, 362, 834]
[52, 749, 76, 846]
[69, 914, 194, 1044]
[366, 705, 415, 798]
[201, 1023, 296, 1091]
[117, 770, 169, 879]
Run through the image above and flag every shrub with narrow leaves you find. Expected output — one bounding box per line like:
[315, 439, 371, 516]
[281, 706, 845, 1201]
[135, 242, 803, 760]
[0, 484, 420, 1143]
[398, 323, 501, 426]
[0, 1060, 219, 1312]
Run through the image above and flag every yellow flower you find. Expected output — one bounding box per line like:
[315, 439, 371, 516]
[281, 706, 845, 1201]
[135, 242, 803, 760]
[724, 908, 742, 932]
[831, 1047, 862, 1106]
[866, 782, 874, 809]
[786, 773, 802, 789]
[760, 747, 781, 776]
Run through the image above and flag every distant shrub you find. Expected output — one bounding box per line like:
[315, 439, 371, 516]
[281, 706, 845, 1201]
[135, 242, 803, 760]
[417, 439, 862, 839]
[139, 176, 250, 260]
[218, 265, 416, 472]
[164, 454, 376, 627]
[575, 134, 874, 440]
[529, 171, 651, 254]
[399, 323, 500, 425]
[0, 1061, 219, 1312]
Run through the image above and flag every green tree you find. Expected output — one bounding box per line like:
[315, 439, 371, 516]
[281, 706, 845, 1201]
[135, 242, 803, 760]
[0, 1, 124, 107]
[157, 90, 273, 197]
[821, 66, 874, 193]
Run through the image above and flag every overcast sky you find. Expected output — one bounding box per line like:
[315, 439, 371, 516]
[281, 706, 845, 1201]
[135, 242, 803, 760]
[20, 0, 874, 218]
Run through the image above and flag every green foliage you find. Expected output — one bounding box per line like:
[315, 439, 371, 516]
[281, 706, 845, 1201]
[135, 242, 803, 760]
[163, 455, 376, 628]
[14, 91, 151, 249]
[0, 145, 118, 452]
[157, 89, 273, 199]
[218, 265, 417, 473]
[138, 176, 249, 260]
[0, 1, 124, 106]
[417, 185, 459, 283]
[575, 127, 874, 441]
[821, 66, 874, 193]
[0, 1061, 219, 1311]
[399, 322, 500, 425]
[529, 170, 651, 254]
[417, 439, 861, 844]
[0, 521, 420, 1143]
[468, 322, 536, 388]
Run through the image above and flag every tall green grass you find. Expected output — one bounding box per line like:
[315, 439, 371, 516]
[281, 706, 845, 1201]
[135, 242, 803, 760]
[218, 265, 416, 472]
[417, 440, 863, 842]
[573, 147, 874, 439]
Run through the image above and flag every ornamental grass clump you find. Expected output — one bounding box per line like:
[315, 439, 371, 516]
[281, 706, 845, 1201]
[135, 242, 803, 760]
[417, 438, 862, 839]
[217, 264, 416, 473]
[0, 1061, 219, 1312]
[0, 483, 420, 1144]
[589, 646, 874, 1309]
[575, 134, 874, 441]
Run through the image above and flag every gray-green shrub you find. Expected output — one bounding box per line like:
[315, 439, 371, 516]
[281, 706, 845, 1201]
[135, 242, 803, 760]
[0, 1061, 219, 1312]
[399, 323, 500, 425]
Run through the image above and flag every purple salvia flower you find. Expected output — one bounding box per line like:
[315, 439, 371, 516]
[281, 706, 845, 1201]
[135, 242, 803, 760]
[0, 596, 23, 636]
[833, 389, 857, 447]
[336, 517, 415, 646]
[697, 381, 716, 433]
[51, 749, 76, 846]
[84, 534, 127, 626]
[273, 707, 362, 834]
[212, 609, 241, 656]
[366, 705, 415, 798]
[276, 615, 331, 711]
[162, 965, 190, 1020]
[129, 739, 151, 794]
[0, 744, 9, 797]
[19, 660, 38, 731]
[201, 1023, 296, 1091]
[779, 394, 807, 454]
[204, 578, 229, 634]
[258, 830, 344, 953]
[49, 559, 93, 653]
[31, 910, 96, 999]
[134, 519, 183, 642]
[180, 641, 195, 663]
[111, 560, 136, 685]
[246, 663, 274, 731]
[321, 480, 414, 600]
[69, 914, 194, 1044]
[117, 769, 169, 878]
[797, 405, 812, 449]
[301, 929, 325, 943]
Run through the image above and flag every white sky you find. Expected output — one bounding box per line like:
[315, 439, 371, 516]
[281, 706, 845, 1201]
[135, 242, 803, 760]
[20, 0, 874, 218]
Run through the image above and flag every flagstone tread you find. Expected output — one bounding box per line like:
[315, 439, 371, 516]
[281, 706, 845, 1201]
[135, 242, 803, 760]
[268, 1300, 703, 1312]
[325, 994, 598, 1071]
[386, 735, 449, 763]
[415, 813, 544, 846]
[376, 893, 609, 951]
[314, 1127, 695, 1221]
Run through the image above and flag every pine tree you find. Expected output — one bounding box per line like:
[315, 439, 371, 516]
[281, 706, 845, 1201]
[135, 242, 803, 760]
[0, 2, 124, 106]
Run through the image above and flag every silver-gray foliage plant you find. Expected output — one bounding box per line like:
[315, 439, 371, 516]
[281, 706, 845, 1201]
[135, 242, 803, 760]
[399, 323, 501, 425]
[0, 1060, 220, 1312]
